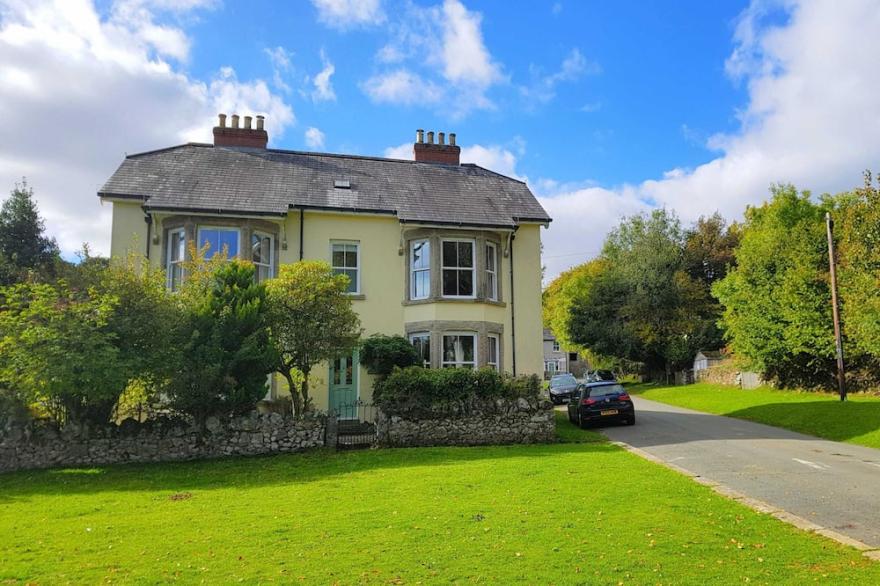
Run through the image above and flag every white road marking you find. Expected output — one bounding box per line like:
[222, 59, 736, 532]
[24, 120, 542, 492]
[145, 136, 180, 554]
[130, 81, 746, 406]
[669, 456, 686, 462]
[793, 458, 830, 470]
[865, 462, 880, 470]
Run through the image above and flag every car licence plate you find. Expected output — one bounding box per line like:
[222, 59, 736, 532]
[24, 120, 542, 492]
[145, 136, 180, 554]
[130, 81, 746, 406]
[600, 409, 618, 416]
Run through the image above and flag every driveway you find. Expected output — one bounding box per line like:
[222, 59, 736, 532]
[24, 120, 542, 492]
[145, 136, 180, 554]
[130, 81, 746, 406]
[600, 397, 880, 548]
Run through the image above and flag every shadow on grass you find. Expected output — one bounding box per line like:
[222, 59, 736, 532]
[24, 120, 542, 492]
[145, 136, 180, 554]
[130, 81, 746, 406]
[0, 422, 615, 501]
[725, 401, 880, 445]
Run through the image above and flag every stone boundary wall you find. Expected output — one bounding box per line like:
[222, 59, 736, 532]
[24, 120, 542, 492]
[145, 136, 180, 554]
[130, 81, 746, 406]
[0, 412, 325, 474]
[376, 397, 555, 447]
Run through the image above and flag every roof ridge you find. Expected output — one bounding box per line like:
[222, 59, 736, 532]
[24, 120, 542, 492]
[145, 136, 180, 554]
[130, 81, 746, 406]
[125, 142, 212, 159]
[460, 163, 527, 185]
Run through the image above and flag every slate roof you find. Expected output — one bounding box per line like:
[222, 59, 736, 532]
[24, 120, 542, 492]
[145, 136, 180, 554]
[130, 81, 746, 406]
[99, 144, 551, 228]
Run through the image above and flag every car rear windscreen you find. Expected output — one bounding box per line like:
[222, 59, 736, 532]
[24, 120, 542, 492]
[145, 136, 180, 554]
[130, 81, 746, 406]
[588, 384, 626, 397]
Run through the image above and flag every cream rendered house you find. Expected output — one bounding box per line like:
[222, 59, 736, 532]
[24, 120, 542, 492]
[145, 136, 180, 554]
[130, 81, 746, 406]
[99, 114, 551, 413]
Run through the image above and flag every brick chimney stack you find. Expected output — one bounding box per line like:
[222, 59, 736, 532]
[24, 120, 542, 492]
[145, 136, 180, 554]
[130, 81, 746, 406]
[413, 128, 460, 165]
[213, 113, 268, 149]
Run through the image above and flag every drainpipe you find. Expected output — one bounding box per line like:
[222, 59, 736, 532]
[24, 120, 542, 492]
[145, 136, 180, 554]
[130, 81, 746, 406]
[143, 210, 153, 260]
[298, 206, 305, 261]
[508, 228, 518, 376]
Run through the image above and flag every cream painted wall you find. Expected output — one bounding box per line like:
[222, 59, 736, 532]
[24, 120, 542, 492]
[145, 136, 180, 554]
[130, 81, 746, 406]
[105, 201, 547, 409]
[109, 201, 148, 262]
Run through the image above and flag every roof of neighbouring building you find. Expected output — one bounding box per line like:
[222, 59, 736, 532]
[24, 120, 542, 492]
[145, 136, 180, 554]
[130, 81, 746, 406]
[696, 350, 725, 360]
[99, 144, 551, 228]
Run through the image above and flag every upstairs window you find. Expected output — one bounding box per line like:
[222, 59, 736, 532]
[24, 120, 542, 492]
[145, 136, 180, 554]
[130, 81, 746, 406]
[410, 239, 431, 300]
[166, 228, 186, 292]
[485, 242, 498, 301]
[441, 239, 475, 298]
[252, 232, 273, 283]
[442, 333, 476, 368]
[331, 241, 360, 294]
[198, 227, 240, 259]
[552, 341, 560, 352]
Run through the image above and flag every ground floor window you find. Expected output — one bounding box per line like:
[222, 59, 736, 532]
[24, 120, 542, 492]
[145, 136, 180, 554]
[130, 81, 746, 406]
[442, 333, 476, 368]
[545, 360, 561, 374]
[409, 332, 431, 368]
[198, 227, 240, 259]
[487, 334, 499, 371]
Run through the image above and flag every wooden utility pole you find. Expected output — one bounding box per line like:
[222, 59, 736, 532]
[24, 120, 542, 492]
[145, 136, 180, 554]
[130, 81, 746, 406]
[825, 212, 847, 401]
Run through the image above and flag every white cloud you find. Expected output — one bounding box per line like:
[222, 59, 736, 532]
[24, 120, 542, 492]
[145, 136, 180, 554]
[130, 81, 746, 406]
[304, 126, 326, 149]
[264, 45, 293, 92]
[520, 48, 600, 105]
[539, 0, 880, 281]
[310, 0, 385, 30]
[439, 0, 504, 88]
[361, 0, 505, 117]
[311, 49, 336, 102]
[0, 0, 294, 256]
[383, 141, 522, 180]
[362, 69, 442, 105]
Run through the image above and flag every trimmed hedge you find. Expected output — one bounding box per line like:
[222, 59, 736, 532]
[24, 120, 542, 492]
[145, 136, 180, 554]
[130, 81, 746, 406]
[374, 367, 541, 417]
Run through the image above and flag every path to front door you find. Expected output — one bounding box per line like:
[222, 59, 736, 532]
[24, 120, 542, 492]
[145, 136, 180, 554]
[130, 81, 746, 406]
[329, 351, 358, 419]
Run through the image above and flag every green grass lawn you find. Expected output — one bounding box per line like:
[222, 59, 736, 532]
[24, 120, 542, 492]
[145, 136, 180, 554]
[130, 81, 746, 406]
[636, 383, 880, 449]
[2, 414, 879, 584]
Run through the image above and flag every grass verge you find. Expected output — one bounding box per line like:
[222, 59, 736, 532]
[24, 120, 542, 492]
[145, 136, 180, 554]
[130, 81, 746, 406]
[1, 416, 879, 583]
[635, 383, 880, 449]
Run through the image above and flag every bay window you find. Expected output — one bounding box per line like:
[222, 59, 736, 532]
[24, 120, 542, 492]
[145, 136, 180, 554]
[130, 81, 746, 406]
[409, 332, 431, 368]
[197, 227, 240, 259]
[166, 228, 186, 291]
[441, 239, 475, 298]
[331, 241, 360, 294]
[251, 231, 273, 282]
[487, 334, 499, 371]
[442, 333, 476, 368]
[410, 239, 431, 300]
[485, 242, 498, 301]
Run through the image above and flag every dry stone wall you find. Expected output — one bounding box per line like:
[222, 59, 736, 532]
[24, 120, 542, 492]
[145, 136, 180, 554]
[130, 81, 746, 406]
[376, 397, 555, 447]
[0, 413, 325, 474]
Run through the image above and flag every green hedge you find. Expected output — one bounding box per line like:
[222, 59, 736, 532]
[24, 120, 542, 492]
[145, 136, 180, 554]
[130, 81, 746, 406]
[373, 367, 541, 417]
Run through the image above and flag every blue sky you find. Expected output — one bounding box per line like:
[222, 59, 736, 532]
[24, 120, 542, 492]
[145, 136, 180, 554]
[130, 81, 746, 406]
[2, 0, 879, 279]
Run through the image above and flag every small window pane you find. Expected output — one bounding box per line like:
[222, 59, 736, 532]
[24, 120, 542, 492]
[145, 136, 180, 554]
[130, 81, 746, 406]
[442, 269, 457, 296]
[200, 228, 239, 258]
[412, 240, 429, 269]
[413, 270, 430, 299]
[345, 249, 357, 267]
[458, 269, 473, 296]
[332, 248, 346, 266]
[457, 242, 473, 268]
[442, 241, 456, 266]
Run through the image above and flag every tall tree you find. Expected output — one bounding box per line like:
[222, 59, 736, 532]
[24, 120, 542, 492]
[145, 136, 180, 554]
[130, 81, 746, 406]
[713, 185, 834, 388]
[0, 180, 59, 282]
[265, 261, 362, 417]
[836, 171, 880, 362]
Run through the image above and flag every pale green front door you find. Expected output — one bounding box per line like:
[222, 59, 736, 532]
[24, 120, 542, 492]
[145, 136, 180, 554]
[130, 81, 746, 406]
[329, 351, 359, 419]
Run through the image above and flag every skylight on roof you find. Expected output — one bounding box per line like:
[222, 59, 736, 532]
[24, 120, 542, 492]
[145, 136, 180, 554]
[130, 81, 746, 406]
[334, 179, 351, 189]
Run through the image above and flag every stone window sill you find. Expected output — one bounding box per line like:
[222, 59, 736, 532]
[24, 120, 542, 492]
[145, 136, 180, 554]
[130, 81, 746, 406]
[402, 298, 506, 308]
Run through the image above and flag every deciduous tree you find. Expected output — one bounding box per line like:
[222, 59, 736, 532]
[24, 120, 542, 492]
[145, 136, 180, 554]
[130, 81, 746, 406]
[265, 261, 362, 417]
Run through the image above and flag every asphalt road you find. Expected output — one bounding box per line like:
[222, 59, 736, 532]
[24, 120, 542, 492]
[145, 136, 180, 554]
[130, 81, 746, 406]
[600, 397, 880, 548]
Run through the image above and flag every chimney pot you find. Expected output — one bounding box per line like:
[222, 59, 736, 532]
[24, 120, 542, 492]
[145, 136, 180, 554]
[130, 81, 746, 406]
[438, 132, 445, 145]
[449, 133, 456, 146]
[213, 113, 268, 149]
[416, 129, 424, 144]
[426, 131, 434, 144]
[413, 129, 461, 165]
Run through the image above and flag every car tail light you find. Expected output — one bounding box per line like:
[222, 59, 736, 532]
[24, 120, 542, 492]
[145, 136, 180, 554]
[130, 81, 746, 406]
[618, 393, 631, 401]
[581, 398, 596, 406]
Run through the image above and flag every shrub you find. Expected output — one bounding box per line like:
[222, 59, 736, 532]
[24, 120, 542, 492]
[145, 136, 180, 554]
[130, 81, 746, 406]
[360, 334, 420, 377]
[374, 367, 541, 417]
[167, 260, 276, 425]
